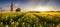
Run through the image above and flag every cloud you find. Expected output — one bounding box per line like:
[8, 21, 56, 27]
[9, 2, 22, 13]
[13, 0, 60, 11]
[14, 3, 19, 7]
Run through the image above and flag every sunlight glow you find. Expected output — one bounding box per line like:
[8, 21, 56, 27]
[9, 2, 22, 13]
[35, 6, 50, 11]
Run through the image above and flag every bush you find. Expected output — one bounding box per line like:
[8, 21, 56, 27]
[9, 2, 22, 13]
[16, 8, 21, 12]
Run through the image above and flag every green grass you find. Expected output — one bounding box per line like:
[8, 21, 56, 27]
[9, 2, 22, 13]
[0, 12, 60, 27]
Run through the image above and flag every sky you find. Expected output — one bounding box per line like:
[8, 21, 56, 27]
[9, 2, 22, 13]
[0, 0, 60, 12]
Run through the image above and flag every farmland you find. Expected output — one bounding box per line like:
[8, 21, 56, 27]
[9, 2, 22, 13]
[0, 12, 60, 27]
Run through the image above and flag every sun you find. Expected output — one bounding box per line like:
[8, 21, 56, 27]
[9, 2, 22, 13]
[35, 6, 50, 11]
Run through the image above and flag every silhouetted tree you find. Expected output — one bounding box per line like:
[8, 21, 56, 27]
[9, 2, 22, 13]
[16, 8, 21, 12]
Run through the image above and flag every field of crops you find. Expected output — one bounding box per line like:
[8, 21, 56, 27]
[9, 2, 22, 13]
[0, 12, 60, 27]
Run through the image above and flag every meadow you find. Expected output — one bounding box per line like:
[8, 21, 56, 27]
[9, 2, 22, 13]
[0, 12, 60, 27]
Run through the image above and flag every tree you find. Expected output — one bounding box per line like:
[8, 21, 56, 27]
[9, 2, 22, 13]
[16, 8, 21, 12]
